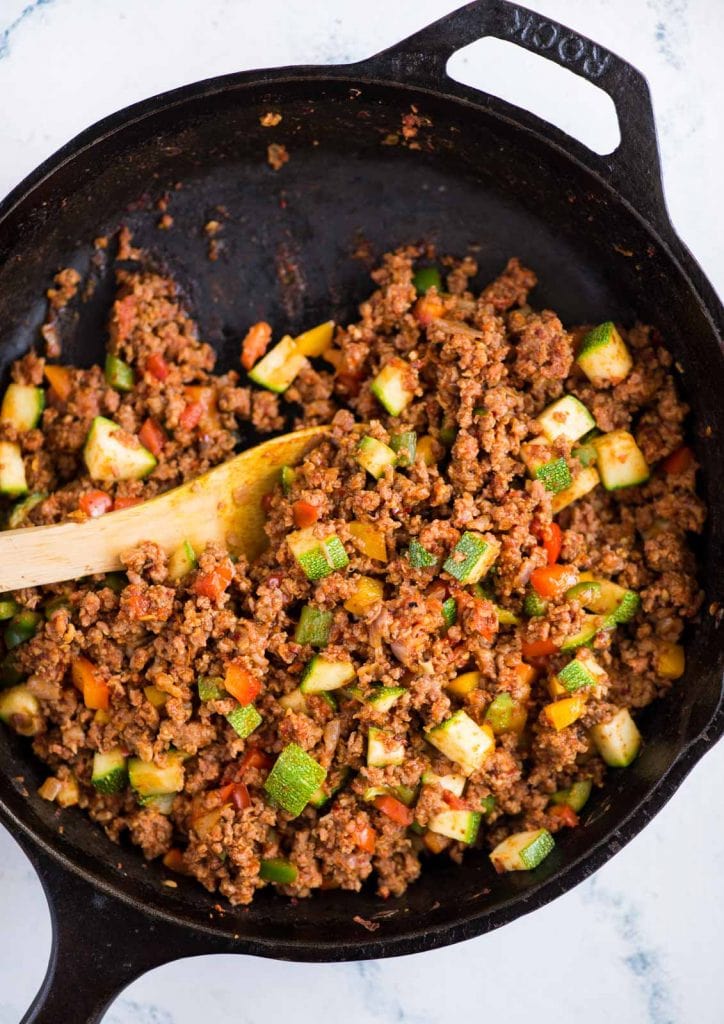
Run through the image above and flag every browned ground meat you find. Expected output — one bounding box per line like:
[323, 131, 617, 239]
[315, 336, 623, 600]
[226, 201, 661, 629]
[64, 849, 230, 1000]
[0, 243, 705, 905]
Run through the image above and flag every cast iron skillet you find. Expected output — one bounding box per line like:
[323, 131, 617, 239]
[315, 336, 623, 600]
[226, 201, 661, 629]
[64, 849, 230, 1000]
[0, 2, 722, 1021]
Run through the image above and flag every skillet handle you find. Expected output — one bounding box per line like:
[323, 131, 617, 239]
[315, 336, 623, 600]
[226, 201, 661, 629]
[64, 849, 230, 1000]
[17, 839, 222, 1024]
[361, 0, 671, 234]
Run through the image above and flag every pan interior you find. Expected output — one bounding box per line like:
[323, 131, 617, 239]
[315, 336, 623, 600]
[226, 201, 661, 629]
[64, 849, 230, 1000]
[0, 76, 721, 952]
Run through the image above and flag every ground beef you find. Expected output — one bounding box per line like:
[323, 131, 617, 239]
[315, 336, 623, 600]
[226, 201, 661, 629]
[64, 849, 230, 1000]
[0, 242, 704, 906]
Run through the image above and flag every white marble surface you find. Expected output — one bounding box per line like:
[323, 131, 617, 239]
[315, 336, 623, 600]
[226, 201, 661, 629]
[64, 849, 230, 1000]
[0, 1, 722, 1021]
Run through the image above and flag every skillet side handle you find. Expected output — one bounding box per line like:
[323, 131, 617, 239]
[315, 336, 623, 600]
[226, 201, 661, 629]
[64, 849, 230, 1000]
[19, 842, 220, 1024]
[359, 0, 671, 235]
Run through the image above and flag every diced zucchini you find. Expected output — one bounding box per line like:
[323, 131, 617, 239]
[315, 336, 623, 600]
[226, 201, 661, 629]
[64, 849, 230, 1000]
[390, 431, 417, 467]
[439, 422, 458, 446]
[0, 599, 19, 621]
[370, 358, 415, 416]
[0, 685, 42, 735]
[407, 538, 438, 568]
[441, 597, 457, 629]
[428, 809, 481, 845]
[0, 442, 27, 496]
[167, 540, 197, 582]
[4, 610, 41, 650]
[556, 650, 606, 693]
[593, 430, 649, 490]
[577, 322, 633, 387]
[294, 320, 335, 357]
[7, 491, 46, 529]
[565, 580, 602, 606]
[295, 606, 333, 647]
[494, 604, 520, 626]
[278, 687, 308, 713]
[226, 703, 262, 739]
[280, 465, 297, 495]
[128, 752, 185, 798]
[574, 574, 640, 625]
[1, 384, 45, 431]
[480, 794, 496, 816]
[421, 770, 466, 797]
[413, 266, 442, 294]
[83, 416, 156, 482]
[551, 466, 600, 514]
[287, 527, 349, 580]
[590, 708, 641, 767]
[367, 726, 405, 767]
[300, 655, 355, 694]
[104, 354, 135, 392]
[91, 749, 128, 794]
[520, 442, 571, 493]
[443, 532, 500, 584]
[524, 592, 549, 617]
[426, 710, 495, 776]
[551, 779, 592, 813]
[355, 436, 396, 479]
[485, 692, 527, 734]
[490, 828, 555, 872]
[344, 575, 384, 616]
[142, 792, 176, 814]
[572, 440, 598, 467]
[365, 686, 406, 712]
[264, 743, 327, 817]
[197, 675, 225, 702]
[260, 857, 298, 885]
[560, 614, 604, 651]
[248, 335, 308, 393]
[446, 671, 481, 697]
[308, 766, 350, 809]
[535, 395, 595, 444]
[144, 685, 168, 708]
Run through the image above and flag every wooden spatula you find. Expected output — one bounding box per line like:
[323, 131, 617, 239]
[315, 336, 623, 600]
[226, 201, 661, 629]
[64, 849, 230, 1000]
[0, 425, 330, 591]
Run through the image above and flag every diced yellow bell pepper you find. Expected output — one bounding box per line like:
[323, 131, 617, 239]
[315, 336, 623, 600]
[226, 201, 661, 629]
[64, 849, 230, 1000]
[654, 642, 685, 680]
[543, 694, 587, 731]
[416, 435, 437, 467]
[513, 662, 538, 691]
[344, 576, 384, 617]
[548, 676, 567, 699]
[94, 708, 111, 725]
[295, 320, 335, 357]
[144, 685, 168, 708]
[349, 521, 387, 562]
[446, 670, 481, 697]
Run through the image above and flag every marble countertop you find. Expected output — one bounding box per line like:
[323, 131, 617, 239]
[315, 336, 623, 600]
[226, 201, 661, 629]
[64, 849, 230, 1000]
[0, 1, 721, 1022]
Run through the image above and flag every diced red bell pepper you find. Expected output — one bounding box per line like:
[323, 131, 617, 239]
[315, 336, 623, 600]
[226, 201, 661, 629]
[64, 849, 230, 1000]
[661, 445, 693, 475]
[224, 663, 261, 705]
[413, 294, 445, 326]
[231, 782, 252, 810]
[442, 791, 467, 811]
[352, 822, 377, 853]
[530, 564, 579, 599]
[44, 364, 73, 402]
[79, 490, 112, 518]
[374, 795, 414, 826]
[192, 563, 233, 601]
[125, 585, 154, 621]
[162, 848, 190, 874]
[521, 637, 559, 659]
[549, 804, 580, 828]
[146, 353, 169, 381]
[184, 386, 221, 431]
[217, 782, 236, 803]
[113, 496, 143, 511]
[179, 401, 203, 431]
[138, 417, 166, 458]
[533, 521, 562, 565]
[241, 321, 272, 371]
[239, 747, 273, 774]
[292, 500, 319, 529]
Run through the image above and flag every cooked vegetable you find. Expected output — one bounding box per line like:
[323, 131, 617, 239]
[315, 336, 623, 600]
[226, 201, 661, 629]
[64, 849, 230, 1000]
[226, 703, 262, 739]
[573, 574, 640, 624]
[416, 435, 437, 466]
[365, 686, 406, 712]
[260, 858, 298, 884]
[654, 641, 685, 679]
[560, 614, 604, 651]
[104, 354, 135, 392]
[407, 538, 438, 569]
[441, 597, 457, 629]
[343, 575, 384, 616]
[0, 599, 19, 621]
[428, 809, 481, 844]
[295, 606, 333, 647]
[443, 532, 500, 584]
[300, 655, 355, 694]
[555, 650, 606, 693]
[294, 320, 335, 357]
[1, 384, 45, 431]
[490, 829, 555, 872]
[167, 540, 197, 582]
[421, 770, 467, 797]
[280, 465, 297, 495]
[355, 436, 397, 479]
[551, 779, 592, 813]
[264, 743, 327, 816]
[370, 358, 415, 416]
[426, 710, 495, 776]
[590, 708, 641, 766]
[551, 467, 601, 514]
[248, 335, 308, 393]
[530, 564, 578, 600]
[593, 430, 649, 490]
[144, 685, 168, 708]
[485, 692, 527, 734]
[446, 670, 481, 697]
[224, 663, 261, 705]
[197, 676, 225, 702]
[413, 266, 442, 294]
[7, 491, 46, 529]
[390, 431, 417, 466]
[128, 752, 185, 798]
[535, 395, 595, 444]
[524, 592, 549, 617]
[287, 527, 349, 580]
[367, 727, 405, 767]
[521, 442, 571, 494]
[0, 685, 42, 735]
[0, 442, 27, 497]
[576, 321, 633, 387]
[348, 521, 387, 562]
[91, 749, 128, 794]
[4, 609, 41, 650]
[543, 694, 587, 731]
[83, 416, 157, 481]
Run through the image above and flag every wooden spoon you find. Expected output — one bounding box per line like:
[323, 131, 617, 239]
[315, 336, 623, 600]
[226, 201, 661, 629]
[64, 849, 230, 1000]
[0, 425, 330, 591]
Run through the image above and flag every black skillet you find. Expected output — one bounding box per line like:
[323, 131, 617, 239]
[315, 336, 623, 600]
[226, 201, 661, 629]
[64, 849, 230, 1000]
[0, 2, 722, 1021]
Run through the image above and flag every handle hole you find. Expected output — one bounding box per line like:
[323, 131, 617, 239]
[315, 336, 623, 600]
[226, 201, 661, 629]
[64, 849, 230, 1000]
[446, 36, 621, 156]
